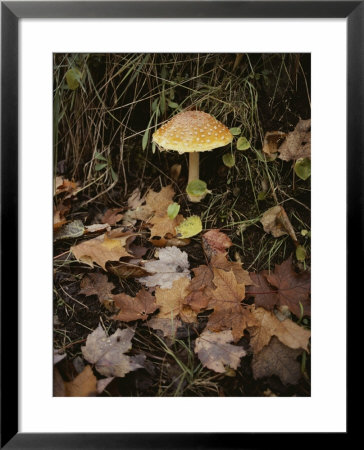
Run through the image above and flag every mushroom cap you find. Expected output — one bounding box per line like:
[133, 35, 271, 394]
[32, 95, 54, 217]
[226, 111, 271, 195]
[152, 111, 233, 153]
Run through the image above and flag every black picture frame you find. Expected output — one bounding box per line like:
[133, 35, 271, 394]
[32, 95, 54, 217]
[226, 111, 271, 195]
[1, 1, 357, 448]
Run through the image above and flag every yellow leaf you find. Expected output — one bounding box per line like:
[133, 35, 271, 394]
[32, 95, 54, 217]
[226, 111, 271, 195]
[176, 215, 202, 239]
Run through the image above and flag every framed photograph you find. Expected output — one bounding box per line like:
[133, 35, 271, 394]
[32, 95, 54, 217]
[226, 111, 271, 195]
[1, 1, 356, 447]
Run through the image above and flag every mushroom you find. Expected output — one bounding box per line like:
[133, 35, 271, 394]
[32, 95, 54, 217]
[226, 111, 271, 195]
[152, 110, 233, 202]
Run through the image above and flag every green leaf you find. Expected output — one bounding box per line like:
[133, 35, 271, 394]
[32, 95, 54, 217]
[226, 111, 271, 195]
[110, 167, 118, 182]
[95, 163, 107, 171]
[296, 245, 307, 262]
[222, 153, 235, 168]
[257, 191, 267, 201]
[294, 158, 311, 180]
[152, 98, 159, 112]
[65, 68, 82, 90]
[168, 100, 179, 109]
[229, 127, 241, 136]
[94, 152, 108, 162]
[176, 216, 202, 239]
[167, 202, 180, 219]
[236, 136, 251, 151]
[186, 179, 208, 197]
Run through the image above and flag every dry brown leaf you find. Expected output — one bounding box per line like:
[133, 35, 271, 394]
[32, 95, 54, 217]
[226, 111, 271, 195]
[246, 271, 279, 311]
[260, 206, 297, 243]
[184, 265, 214, 313]
[202, 229, 233, 259]
[170, 163, 182, 181]
[278, 118, 311, 161]
[84, 223, 111, 234]
[145, 317, 183, 338]
[267, 255, 310, 317]
[262, 131, 287, 154]
[211, 254, 253, 286]
[206, 268, 257, 341]
[145, 185, 175, 216]
[71, 230, 135, 270]
[55, 176, 79, 198]
[155, 278, 196, 323]
[112, 288, 157, 322]
[252, 336, 302, 385]
[148, 214, 184, 239]
[64, 365, 97, 397]
[107, 260, 151, 279]
[82, 325, 145, 378]
[248, 307, 311, 354]
[127, 187, 145, 210]
[101, 208, 124, 226]
[80, 273, 115, 311]
[194, 329, 247, 373]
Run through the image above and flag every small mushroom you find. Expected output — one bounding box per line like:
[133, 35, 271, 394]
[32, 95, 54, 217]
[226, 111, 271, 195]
[152, 110, 233, 202]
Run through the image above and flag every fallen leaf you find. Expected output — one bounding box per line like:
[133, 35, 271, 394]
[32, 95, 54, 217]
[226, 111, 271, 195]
[266, 255, 310, 317]
[127, 187, 145, 210]
[206, 268, 257, 341]
[184, 265, 214, 313]
[80, 273, 115, 311]
[144, 317, 183, 338]
[260, 206, 298, 243]
[101, 208, 123, 226]
[84, 223, 111, 234]
[145, 185, 175, 216]
[202, 229, 232, 259]
[176, 215, 203, 239]
[252, 336, 302, 385]
[262, 131, 287, 154]
[138, 246, 190, 289]
[53, 349, 66, 365]
[82, 325, 145, 378]
[54, 220, 85, 241]
[148, 214, 184, 239]
[211, 254, 253, 286]
[112, 288, 157, 322]
[155, 278, 196, 323]
[55, 176, 79, 197]
[71, 230, 135, 270]
[278, 118, 311, 161]
[107, 260, 151, 279]
[194, 329, 247, 373]
[248, 307, 311, 354]
[170, 163, 182, 181]
[246, 271, 279, 311]
[64, 365, 97, 397]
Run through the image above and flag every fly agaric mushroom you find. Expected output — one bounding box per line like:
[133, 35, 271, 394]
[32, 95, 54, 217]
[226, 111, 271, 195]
[152, 111, 233, 202]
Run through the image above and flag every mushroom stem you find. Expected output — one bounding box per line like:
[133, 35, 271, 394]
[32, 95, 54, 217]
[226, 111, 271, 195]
[188, 152, 200, 183]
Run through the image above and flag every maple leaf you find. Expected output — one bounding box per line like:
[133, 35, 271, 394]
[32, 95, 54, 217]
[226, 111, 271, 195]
[155, 278, 197, 323]
[145, 317, 183, 338]
[148, 214, 184, 239]
[267, 255, 310, 317]
[101, 208, 123, 226]
[71, 229, 135, 270]
[112, 288, 157, 322]
[63, 365, 97, 397]
[246, 271, 278, 311]
[248, 307, 311, 354]
[138, 246, 190, 289]
[211, 254, 253, 286]
[194, 329, 247, 373]
[206, 268, 257, 341]
[145, 185, 175, 216]
[202, 229, 232, 259]
[80, 272, 115, 311]
[82, 325, 145, 378]
[252, 336, 302, 385]
[278, 118, 311, 161]
[184, 265, 214, 313]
